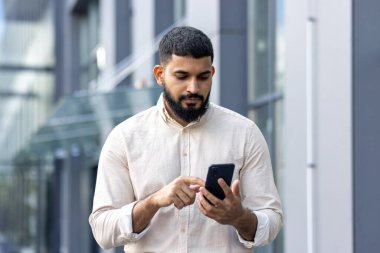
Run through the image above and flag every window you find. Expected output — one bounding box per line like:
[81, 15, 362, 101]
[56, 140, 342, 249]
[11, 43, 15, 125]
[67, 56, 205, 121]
[78, 0, 100, 90]
[247, 0, 284, 252]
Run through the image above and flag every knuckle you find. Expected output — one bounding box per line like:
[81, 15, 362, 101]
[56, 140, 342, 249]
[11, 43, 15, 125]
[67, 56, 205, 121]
[205, 205, 212, 212]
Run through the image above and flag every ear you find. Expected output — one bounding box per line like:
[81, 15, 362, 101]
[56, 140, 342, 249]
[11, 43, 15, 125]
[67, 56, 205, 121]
[153, 65, 164, 86]
[211, 66, 215, 76]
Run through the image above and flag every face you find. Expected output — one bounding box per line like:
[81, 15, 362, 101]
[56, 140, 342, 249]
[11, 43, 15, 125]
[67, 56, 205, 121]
[154, 55, 215, 124]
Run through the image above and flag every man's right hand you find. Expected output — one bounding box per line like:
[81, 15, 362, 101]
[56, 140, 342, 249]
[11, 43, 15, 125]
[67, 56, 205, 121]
[151, 176, 204, 209]
[132, 176, 204, 233]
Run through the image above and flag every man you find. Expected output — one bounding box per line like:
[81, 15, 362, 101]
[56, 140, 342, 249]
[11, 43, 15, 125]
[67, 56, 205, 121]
[89, 26, 282, 253]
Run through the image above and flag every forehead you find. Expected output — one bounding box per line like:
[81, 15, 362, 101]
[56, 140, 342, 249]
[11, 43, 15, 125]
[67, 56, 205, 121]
[164, 55, 212, 72]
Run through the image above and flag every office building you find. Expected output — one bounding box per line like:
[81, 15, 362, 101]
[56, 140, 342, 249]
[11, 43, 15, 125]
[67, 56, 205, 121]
[0, 0, 378, 252]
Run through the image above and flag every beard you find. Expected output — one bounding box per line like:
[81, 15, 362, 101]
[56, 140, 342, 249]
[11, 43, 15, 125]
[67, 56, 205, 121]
[163, 85, 210, 123]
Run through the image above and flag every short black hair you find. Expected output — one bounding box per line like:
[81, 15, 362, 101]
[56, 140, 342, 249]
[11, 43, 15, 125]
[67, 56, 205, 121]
[159, 26, 214, 65]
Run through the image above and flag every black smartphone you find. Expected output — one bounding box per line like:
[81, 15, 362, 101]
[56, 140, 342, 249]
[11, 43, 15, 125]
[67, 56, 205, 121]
[205, 163, 235, 200]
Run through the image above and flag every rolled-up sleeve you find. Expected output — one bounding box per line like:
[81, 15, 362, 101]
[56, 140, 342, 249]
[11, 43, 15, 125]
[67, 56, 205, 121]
[236, 211, 269, 248]
[88, 126, 149, 250]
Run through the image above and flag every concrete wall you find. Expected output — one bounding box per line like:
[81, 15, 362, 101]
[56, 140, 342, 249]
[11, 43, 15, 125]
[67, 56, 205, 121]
[315, 0, 352, 252]
[284, 0, 353, 252]
[283, 0, 308, 251]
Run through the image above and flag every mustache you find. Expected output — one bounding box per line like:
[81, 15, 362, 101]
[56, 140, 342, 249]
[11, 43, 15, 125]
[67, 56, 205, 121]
[178, 93, 204, 101]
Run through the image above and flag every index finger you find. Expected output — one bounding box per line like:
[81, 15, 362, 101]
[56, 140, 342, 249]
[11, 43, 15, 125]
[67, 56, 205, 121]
[217, 178, 233, 198]
[181, 176, 205, 187]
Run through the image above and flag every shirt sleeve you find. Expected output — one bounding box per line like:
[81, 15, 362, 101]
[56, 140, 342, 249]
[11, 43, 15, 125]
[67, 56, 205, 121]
[235, 211, 269, 248]
[88, 126, 149, 250]
[237, 124, 283, 248]
[120, 202, 150, 240]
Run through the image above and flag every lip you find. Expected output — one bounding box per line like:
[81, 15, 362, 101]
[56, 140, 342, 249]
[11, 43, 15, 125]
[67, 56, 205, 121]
[183, 98, 201, 102]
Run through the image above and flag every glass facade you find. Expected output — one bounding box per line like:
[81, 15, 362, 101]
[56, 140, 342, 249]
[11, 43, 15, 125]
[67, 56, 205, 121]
[0, 0, 55, 252]
[247, 0, 285, 252]
[0, 0, 54, 161]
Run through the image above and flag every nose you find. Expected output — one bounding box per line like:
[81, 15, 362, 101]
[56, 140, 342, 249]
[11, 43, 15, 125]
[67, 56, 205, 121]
[187, 78, 200, 94]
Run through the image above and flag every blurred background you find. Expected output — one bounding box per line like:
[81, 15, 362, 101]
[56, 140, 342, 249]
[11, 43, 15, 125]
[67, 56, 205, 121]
[0, 0, 378, 253]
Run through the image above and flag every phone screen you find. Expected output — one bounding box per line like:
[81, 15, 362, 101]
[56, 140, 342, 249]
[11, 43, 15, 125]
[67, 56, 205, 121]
[205, 163, 235, 199]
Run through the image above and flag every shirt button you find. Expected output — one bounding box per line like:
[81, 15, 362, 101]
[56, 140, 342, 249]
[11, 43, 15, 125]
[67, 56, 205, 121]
[181, 228, 186, 233]
[183, 153, 187, 156]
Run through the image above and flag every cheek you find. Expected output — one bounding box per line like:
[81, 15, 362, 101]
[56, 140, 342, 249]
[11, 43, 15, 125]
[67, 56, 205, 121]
[165, 85, 185, 99]
[166, 79, 187, 93]
[200, 82, 212, 94]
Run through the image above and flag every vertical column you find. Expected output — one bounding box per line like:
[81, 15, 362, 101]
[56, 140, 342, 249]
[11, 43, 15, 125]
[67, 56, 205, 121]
[54, 0, 65, 101]
[316, 0, 352, 251]
[115, 0, 132, 65]
[219, 0, 247, 115]
[64, 0, 81, 93]
[285, 0, 353, 252]
[154, 0, 174, 66]
[353, 0, 380, 252]
[283, 0, 308, 252]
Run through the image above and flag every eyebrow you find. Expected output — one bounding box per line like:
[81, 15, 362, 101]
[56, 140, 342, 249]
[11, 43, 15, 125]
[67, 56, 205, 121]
[173, 70, 211, 76]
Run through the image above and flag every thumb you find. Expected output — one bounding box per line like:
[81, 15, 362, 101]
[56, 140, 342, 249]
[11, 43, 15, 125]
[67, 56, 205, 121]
[189, 184, 201, 192]
[231, 180, 240, 198]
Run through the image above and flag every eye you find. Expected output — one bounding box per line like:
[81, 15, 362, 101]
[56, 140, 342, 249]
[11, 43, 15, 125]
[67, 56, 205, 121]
[198, 75, 210, 80]
[176, 75, 187, 80]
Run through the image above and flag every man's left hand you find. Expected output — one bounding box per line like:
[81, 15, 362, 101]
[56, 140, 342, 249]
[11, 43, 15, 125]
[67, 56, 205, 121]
[197, 179, 258, 241]
[197, 179, 244, 226]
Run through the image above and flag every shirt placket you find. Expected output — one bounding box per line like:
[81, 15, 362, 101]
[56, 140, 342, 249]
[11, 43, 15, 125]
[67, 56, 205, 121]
[178, 128, 190, 253]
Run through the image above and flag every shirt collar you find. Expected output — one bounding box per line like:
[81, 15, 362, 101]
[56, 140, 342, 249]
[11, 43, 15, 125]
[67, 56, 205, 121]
[157, 93, 168, 122]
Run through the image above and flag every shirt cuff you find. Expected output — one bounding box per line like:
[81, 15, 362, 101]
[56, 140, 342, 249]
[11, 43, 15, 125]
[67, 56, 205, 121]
[236, 210, 270, 248]
[119, 201, 150, 241]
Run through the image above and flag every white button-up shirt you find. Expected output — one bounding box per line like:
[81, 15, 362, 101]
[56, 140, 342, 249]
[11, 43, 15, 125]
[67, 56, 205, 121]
[89, 95, 283, 253]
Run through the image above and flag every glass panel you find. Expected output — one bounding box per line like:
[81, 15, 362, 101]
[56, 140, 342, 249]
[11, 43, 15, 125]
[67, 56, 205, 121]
[0, 2, 55, 251]
[248, 0, 285, 252]
[0, 70, 54, 161]
[275, 0, 285, 93]
[247, 0, 273, 101]
[0, 0, 54, 162]
[248, 105, 272, 148]
[0, 161, 53, 253]
[0, 0, 54, 67]
[78, 0, 100, 90]
[174, 0, 186, 21]
[79, 15, 90, 66]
